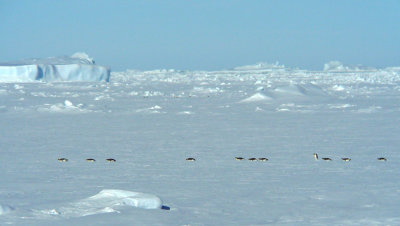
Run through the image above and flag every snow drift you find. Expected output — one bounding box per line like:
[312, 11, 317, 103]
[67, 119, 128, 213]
[0, 52, 110, 82]
[39, 189, 163, 218]
[0, 204, 14, 215]
[240, 93, 273, 103]
[240, 83, 329, 103]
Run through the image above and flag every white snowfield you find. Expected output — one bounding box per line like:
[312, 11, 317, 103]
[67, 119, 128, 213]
[1, 61, 400, 225]
[0, 53, 110, 82]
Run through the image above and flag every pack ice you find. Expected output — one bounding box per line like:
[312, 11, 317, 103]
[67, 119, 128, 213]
[0, 52, 110, 82]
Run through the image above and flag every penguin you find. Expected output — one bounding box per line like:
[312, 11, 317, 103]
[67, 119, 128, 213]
[186, 157, 196, 161]
[106, 158, 116, 162]
[322, 157, 332, 161]
[235, 157, 245, 161]
[341, 158, 351, 162]
[314, 153, 319, 160]
[258, 158, 268, 161]
[377, 157, 387, 161]
[248, 158, 257, 161]
[86, 158, 96, 162]
[58, 158, 68, 162]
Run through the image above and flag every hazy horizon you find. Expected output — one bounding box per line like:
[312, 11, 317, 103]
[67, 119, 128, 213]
[1, 0, 399, 71]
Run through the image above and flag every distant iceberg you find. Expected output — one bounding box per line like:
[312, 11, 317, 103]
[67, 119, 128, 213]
[234, 62, 286, 71]
[0, 52, 110, 82]
[323, 61, 375, 72]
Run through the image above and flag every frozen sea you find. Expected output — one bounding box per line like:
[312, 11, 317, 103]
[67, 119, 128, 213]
[1, 64, 400, 225]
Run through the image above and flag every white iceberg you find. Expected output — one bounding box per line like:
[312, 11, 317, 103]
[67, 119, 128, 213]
[323, 61, 375, 72]
[0, 52, 110, 82]
[234, 62, 286, 71]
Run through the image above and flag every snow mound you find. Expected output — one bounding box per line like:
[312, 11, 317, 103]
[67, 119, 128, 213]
[240, 84, 328, 103]
[37, 100, 91, 113]
[136, 105, 165, 114]
[272, 84, 326, 97]
[81, 189, 162, 210]
[41, 189, 162, 218]
[0, 52, 110, 82]
[177, 111, 194, 115]
[240, 93, 273, 103]
[331, 85, 345, 91]
[0, 204, 14, 215]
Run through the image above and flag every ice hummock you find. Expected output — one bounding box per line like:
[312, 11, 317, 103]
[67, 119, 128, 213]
[0, 204, 14, 215]
[240, 83, 329, 103]
[0, 52, 110, 82]
[37, 189, 163, 218]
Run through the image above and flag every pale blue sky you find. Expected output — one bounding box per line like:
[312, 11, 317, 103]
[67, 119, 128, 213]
[1, 0, 399, 71]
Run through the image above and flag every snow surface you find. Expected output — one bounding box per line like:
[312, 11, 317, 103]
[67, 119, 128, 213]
[0, 63, 400, 225]
[0, 53, 110, 82]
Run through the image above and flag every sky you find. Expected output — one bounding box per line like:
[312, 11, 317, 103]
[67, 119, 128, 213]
[0, 0, 399, 71]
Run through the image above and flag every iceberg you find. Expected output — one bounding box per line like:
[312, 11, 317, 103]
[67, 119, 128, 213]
[323, 61, 375, 72]
[0, 52, 110, 82]
[234, 62, 286, 71]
